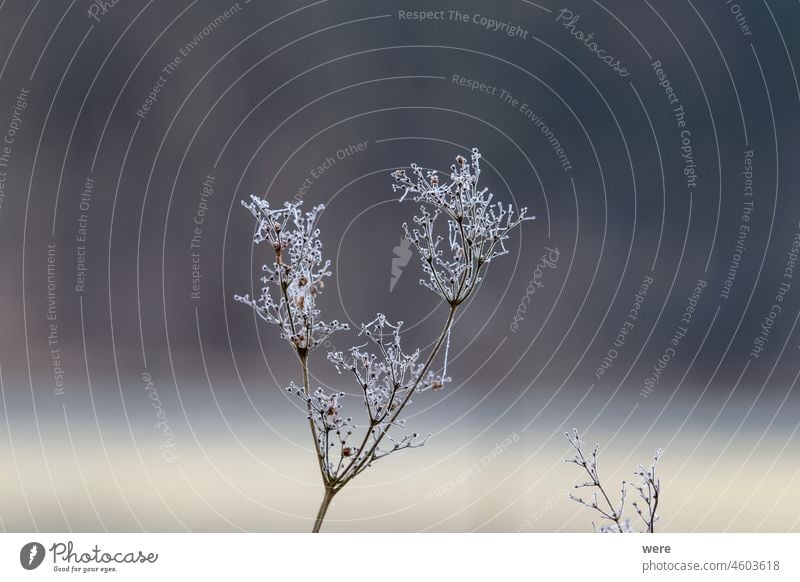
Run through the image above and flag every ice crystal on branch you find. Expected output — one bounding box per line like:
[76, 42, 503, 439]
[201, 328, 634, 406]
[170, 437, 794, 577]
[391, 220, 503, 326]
[565, 429, 663, 533]
[286, 382, 358, 476]
[631, 448, 663, 533]
[392, 148, 534, 305]
[328, 316, 449, 419]
[236, 147, 530, 532]
[234, 199, 348, 353]
[322, 315, 444, 479]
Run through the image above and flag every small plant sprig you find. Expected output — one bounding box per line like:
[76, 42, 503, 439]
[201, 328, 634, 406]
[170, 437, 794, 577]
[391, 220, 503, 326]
[234, 200, 349, 353]
[565, 429, 663, 533]
[237, 148, 531, 531]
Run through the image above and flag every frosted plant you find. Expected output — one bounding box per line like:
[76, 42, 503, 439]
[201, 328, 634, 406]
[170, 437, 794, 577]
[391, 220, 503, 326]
[234, 200, 349, 353]
[392, 148, 531, 305]
[565, 429, 662, 533]
[237, 148, 531, 532]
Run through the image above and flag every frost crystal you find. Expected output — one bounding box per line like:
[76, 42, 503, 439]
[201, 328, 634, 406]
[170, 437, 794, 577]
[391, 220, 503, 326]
[236, 148, 530, 532]
[565, 429, 663, 533]
[234, 199, 348, 352]
[392, 148, 534, 305]
[323, 315, 444, 476]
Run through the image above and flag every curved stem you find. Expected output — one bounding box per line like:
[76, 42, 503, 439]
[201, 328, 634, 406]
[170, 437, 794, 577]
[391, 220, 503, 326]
[312, 485, 336, 533]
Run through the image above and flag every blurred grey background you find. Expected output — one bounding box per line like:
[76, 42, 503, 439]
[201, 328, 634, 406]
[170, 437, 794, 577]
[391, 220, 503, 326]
[0, 0, 799, 531]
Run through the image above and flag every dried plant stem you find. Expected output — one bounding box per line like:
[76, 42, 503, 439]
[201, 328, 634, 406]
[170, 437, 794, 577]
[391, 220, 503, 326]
[594, 481, 624, 532]
[565, 429, 662, 533]
[238, 149, 531, 532]
[299, 352, 328, 485]
[442, 326, 451, 379]
[336, 305, 457, 491]
[309, 306, 457, 531]
[312, 485, 337, 533]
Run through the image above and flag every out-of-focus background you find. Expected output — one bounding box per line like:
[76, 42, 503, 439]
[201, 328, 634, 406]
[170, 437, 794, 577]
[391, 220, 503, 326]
[0, 0, 799, 532]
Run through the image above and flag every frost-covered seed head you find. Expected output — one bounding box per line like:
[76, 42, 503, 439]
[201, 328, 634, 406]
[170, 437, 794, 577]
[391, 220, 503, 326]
[234, 199, 348, 352]
[392, 148, 534, 305]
